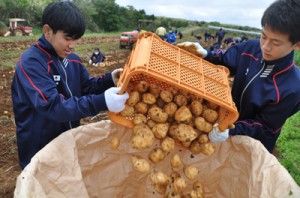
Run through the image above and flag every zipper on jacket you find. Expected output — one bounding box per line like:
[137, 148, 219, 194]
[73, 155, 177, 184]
[58, 58, 73, 129]
[239, 60, 265, 114]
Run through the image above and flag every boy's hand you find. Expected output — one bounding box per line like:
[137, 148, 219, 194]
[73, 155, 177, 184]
[104, 86, 129, 113]
[177, 42, 208, 58]
[111, 68, 123, 86]
[208, 126, 229, 142]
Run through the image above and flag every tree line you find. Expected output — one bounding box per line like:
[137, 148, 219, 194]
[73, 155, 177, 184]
[0, 0, 196, 32]
[0, 0, 260, 33]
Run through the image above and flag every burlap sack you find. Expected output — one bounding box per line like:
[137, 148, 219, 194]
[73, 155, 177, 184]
[14, 120, 300, 198]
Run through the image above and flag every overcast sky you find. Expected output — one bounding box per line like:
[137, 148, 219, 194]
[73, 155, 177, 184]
[115, 0, 275, 29]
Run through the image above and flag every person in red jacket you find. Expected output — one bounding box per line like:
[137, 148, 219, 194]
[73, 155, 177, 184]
[178, 0, 300, 153]
[11, 1, 129, 169]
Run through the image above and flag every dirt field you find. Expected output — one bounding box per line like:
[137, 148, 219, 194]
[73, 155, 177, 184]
[0, 36, 131, 197]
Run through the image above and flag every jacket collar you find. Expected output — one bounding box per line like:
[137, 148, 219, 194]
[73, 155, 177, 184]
[37, 34, 59, 58]
[262, 51, 294, 71]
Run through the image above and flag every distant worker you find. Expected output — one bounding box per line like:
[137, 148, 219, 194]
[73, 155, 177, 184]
[176, 30, 183, 39]
[195, 35, 202, 42]
[204, 30, 211, 42]
[155, 25, 167, 40]
[223, 37, 235, 50]
[88, 48, 105, 66]
[233, 37, 242, 43]
[166, 28, 177, 45]
[223, 37, 233, 44]
[241, 34, 249, 42]
[215, 28, 226, 45]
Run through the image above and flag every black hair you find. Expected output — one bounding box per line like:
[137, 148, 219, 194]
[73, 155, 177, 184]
[42, 1, 86, 39]
[261, 0, 300, 44]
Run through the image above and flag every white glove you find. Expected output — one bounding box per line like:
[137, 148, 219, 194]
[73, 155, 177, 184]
[111, 68, 123, 86]
[177, 42, 208, 58]
[88, 59, 92, 65]
[208, 126, 229, 142]
[104, 86, 129, 113]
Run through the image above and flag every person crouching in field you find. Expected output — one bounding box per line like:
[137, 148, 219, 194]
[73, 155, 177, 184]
[88, 47, 106, 66]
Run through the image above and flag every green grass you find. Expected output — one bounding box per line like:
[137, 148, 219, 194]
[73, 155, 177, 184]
[277, 111, 300, 185]
[294, 50, 300, 66]
[276, 50, 300, 185]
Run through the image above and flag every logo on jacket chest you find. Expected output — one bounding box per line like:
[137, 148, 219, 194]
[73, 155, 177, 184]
[53, 75, 61, 85]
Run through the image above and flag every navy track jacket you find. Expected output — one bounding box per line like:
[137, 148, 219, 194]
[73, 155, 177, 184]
[205, 39, 300, 153]
[11, 35, 115, 169]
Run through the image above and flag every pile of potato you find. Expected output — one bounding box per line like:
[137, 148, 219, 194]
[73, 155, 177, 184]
[112, 80, 222, 197]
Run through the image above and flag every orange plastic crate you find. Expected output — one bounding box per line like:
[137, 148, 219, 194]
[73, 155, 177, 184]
[109, 32, 239, 131]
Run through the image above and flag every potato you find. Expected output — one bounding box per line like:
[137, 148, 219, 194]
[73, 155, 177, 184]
[170, 153, 182, 168]
[120, 104, 135, 117]
[136, 80, 149, 93]
[190, 190, 204, 198]
[194, 117, 213, 133]
[184, 165, 199, 180]
[132, 123, 154, 137]
[165, 191, 181, 198]
[131, 155, 150, 173]
[130, 135, 151, 150]
[152, 123, 169, 139]
[127, 91, 140, 106]
[174, 94, 188, 107]
[197, 134, 209, 144]
[190, 100, 203, 116]
[202, 108, 218, 123]
[131, 124, 154, 149]
[163, 102, 178, 118]
[148, 106, 168, 123]
[160, 90, 173, 103]
[133, 113, 147, 125]
[156, 97, 165, 109]
[169, 124, 198, 142]
[170, 171, 181, 183]
[181, 141, 192, 148]
[147, 119, 156, 129]
[173, 177, 187, 193]
[150, 171, 171, 185]
[153, 184, 167, 195]
[134, 102, 148, 114]
[149, 84, 161, 98]
[202, 122, 213, 133]
[148, 147, 165, 163]
[190, 140, 202, 154]
[200, 142, 215, 156]
[161, 137, 175, 153]
[193, 181, 205, 194]
[174, 106, 193, 123]
[111, 136, 120, 150]
[142, 93, 156, 104]
[206, 100, 219, 110]
[167, 86, 179, 96]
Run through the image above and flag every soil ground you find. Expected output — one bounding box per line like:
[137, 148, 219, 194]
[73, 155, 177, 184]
[0, 35, 131, 197]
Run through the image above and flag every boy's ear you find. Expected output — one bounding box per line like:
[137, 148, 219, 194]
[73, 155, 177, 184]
[293, 41, 300, 51]
[43, 25, 52, 39]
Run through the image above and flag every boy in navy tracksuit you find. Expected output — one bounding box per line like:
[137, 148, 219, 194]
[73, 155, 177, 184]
[178, 0, 300, 153]
[11, 1, 129, 169]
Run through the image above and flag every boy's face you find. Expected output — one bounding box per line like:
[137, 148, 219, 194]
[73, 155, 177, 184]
[43, 25, 79, 58]
[260, 27, 300, 61]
